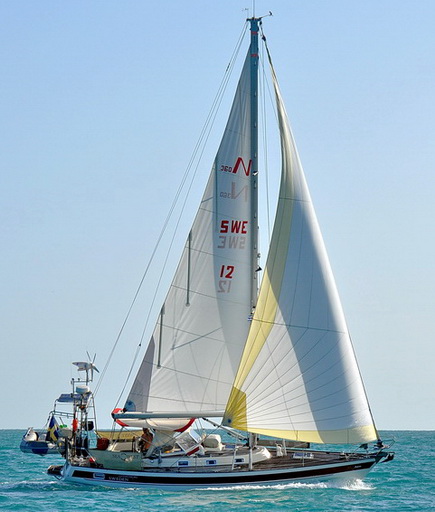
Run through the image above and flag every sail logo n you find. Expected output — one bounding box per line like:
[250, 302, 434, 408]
[233, 157, 252, 176]
[219, 157, 252, 176]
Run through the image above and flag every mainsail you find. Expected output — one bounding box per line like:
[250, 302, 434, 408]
[124, 50, 257, 417]
[223, 49, 378, 444]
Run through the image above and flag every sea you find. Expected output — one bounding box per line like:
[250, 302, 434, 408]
[1, 430, 434, 512]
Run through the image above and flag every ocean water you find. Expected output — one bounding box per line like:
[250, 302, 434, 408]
[1, 430, 434, 512]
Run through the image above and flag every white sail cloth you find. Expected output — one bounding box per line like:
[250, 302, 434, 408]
[124, 51, 255, 417]
[223, 53, 378, 444]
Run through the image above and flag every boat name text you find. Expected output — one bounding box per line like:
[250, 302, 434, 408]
[220, 220, 248, 234]
[218, 264, 234, 293]
[217, 236, 246, 249]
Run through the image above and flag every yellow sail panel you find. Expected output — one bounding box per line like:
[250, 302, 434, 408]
[229, 196, 294, 391]
[224, 387, 247, 430]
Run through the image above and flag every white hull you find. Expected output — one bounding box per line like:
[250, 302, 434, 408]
[53, 454, 381, 490]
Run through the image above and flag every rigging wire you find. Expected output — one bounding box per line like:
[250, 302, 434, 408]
[95, 21, 249, 406]
[258, 23, 282, 242]
[259, 33, 271, 243]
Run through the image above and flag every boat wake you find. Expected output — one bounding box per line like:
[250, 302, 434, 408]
[198, 479, 374, 492]
[199, 482, 328, 492]
[335, 478, 375, 491]
[0, 479, 59, 492]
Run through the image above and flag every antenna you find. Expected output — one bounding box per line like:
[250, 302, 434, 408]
[72, 360, 100, 384]
[243, 0, 256, 18]
[246, 10, 273, 22]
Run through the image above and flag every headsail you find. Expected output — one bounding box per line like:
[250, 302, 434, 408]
[123, 49, 258, 418]
[223, 47, 378, 444]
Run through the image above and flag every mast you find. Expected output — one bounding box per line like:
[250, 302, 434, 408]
[248, 20, 259, 453]
[249, 17, 260, 310]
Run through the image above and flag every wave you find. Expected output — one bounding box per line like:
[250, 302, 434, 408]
[196, 478, 374, 493]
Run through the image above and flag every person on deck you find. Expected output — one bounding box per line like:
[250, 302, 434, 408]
[139, 428, 153, 452]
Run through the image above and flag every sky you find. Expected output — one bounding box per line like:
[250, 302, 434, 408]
[1, 0, 434, 431]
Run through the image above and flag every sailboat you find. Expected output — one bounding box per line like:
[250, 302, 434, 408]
[47, 16, 394, 489]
